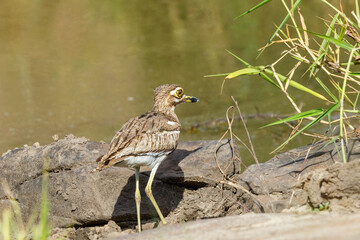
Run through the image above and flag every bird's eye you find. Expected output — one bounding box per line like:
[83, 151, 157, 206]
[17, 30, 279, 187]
[176, 89, 183, 98]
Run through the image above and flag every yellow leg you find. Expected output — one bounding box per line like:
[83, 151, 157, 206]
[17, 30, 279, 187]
[144, 164, 167, 224]
[134, 167, 142, 232]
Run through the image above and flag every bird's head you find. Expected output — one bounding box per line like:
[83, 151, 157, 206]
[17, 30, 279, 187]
[153, 84, 199, 113]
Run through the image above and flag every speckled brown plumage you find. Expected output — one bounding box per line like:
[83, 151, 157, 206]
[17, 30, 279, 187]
[95, 110, 181, 169]
[94, 84, 190, 170]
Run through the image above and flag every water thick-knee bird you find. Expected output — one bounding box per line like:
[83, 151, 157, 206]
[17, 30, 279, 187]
[93, 84, 199, 232]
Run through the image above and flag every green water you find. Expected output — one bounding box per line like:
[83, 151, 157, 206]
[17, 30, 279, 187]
[0, 0, 354, 163]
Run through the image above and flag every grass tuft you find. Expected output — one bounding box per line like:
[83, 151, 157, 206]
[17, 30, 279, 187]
[0, 159, 51, 240]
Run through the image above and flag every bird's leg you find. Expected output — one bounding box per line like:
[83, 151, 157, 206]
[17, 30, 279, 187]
[145, 164, 167, 224]
[134, 167, 142, 232]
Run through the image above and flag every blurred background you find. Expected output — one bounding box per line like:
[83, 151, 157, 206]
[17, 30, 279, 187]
[0, 0, 354, 163]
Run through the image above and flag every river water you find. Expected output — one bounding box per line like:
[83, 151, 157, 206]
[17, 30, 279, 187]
[0, 0, 355, 163]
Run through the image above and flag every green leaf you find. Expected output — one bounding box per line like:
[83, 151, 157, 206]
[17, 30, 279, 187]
[289, 81, 328, 101]
[258, 72, 281, 89]
[305, 29, 355, 52]
[204, 73, 230, 78]
[307, 14, 339, 76]
[312, 74, 338, 102]
[235, 0, 272, 19]
[225, 65, 329, 101]
[225, 49, 251, 67]
[261, 67, 329, 101]
[226, 68, 260, 79]
[321, 136, 340, 150]
[272, 101, 340, 153]
[263, 108, 324, 128]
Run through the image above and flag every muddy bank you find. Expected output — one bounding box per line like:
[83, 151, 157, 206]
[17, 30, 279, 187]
[1, 135, 360, 239]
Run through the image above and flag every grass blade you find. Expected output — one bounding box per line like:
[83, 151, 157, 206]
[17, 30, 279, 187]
[263, 108, 324, 128]
[1, 210, 12, 240]
[32, 159, 50, 240]
[224, 64, 329, 101]
[307, 13, 339, 77]
[304, 29, 355, 52]
[272, 101, 340, 153]
[204, 73, 230, 78]
[225, 49, 251, 67]
[226, 68, 260, 79]
[258, 0, 302, 56]
[235, 0, 272, 19]
[313, 75, 338, 102]
[258, 72, 281, 88]
[261, 67, 329, 101]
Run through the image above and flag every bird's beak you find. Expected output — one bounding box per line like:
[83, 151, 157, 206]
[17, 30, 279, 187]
[183, 95, 199, 103]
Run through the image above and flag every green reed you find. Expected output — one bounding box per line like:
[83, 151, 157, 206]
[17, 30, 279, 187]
[207, 0, 360, 162]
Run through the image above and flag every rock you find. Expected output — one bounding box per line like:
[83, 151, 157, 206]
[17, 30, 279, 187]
[49, 227, 76, 240]
[240, 140, 339, 195]
[107, 212, 360, 240]
[0, 135, 240, 229]
[155, 140, 240, 186]
[238, 139, 360, 212]
[2, 134, 360, 239]
[50, 220, 123, 240]
[293, 159, 360, 213]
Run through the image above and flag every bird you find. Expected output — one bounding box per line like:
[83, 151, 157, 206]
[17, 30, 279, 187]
[93, 84, 199, 232]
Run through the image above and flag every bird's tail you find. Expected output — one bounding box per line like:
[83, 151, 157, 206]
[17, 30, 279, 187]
[90, 154, 105, 173]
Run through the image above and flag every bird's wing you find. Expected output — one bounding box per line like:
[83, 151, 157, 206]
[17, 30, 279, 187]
[96, 111, 180, 168]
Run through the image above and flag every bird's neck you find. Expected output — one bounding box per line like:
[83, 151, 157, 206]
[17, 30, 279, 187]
[153, 104, 179, 122]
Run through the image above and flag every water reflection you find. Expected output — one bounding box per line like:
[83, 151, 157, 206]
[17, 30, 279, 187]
[0, 0, 354, 162]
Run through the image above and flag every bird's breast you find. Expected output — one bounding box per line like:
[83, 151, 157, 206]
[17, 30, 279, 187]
[144, 130, 180, 151]
[113, 130, 179, 166]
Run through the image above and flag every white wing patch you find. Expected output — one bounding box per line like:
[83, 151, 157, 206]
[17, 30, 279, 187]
[167, 121, 177, 126]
